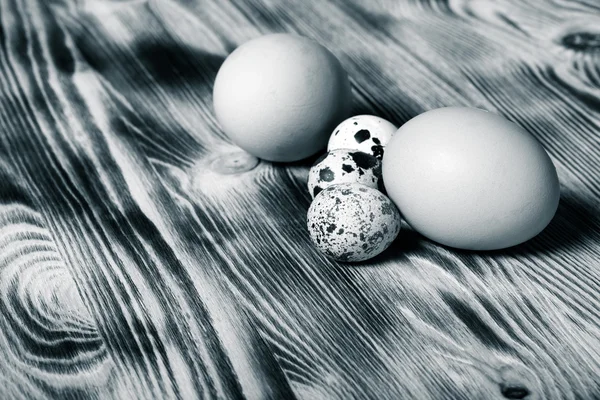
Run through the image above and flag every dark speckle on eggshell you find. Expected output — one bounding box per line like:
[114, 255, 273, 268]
[342, 163, 355, 173]
[319, 167, 335, 182]
[349, 151, 378, 169]
[354, 129, 371, 143]
[369, 231, 384, 245]
[372, 145, 384, 159]
[381, 202, 395, 215]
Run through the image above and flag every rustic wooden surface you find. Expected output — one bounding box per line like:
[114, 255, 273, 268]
[1, 0, 600, 399]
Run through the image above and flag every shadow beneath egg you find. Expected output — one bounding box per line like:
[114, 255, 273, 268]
[351, 226, 424, 266]
[349, 190, 599, 269]
[439, 191, 600, 259]
[270, 150, 328, 170]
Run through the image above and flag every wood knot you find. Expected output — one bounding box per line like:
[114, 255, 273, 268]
[561, 32, 600, 51]
[501, 385, 529, 399]
[209, 150, 259, 175]
[189, 147, 264, 198]
[498, 364, 537, 399]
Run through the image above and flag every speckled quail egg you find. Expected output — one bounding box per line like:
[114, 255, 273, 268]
[307, 183, 401, 262]
[328, 115, 397, 159]
[307, 149, 383, 198]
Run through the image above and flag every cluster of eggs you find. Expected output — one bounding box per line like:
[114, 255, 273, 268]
[213, 33, 561, 263]
[305, 116, 402, 262]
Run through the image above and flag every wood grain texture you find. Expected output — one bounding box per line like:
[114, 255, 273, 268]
[0, 0, 599, 398]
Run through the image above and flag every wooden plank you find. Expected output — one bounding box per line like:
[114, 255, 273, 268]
[0, 0, 599, 398]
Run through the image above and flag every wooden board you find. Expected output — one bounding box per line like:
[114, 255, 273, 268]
[1, 0, 600, 398]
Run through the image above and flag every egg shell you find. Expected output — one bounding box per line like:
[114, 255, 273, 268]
[307, 183, 401, 262]
[383, 107, 560, 251]
[328, 115, 397, 159]
[213, 34, 352, 162]
[307, 149, 383, 198]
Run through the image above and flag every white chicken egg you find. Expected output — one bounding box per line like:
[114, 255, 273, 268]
[328, 115, 397, 159]
[307, 183, 401, 262]
[307, 149, 383, 199]
[213, 34, 352, 162]
[383, 107, 560, 250]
